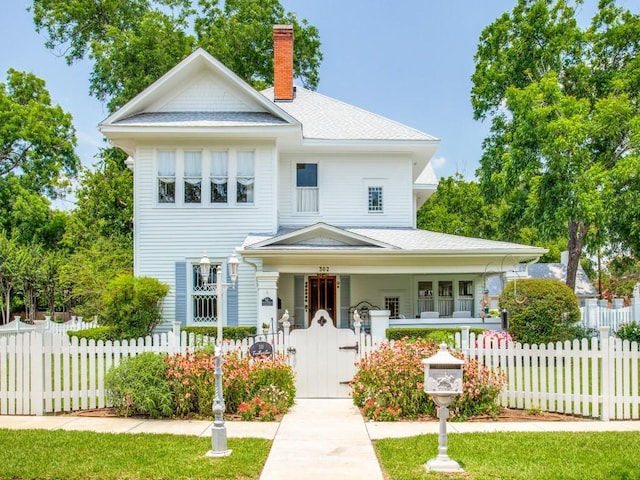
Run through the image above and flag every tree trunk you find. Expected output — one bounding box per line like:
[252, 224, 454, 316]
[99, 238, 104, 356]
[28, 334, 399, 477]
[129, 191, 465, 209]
[566, 221, 588, 291]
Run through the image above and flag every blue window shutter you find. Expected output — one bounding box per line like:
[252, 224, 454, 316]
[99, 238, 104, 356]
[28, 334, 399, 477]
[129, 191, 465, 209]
[226, 270, 238, 326]
[175, 262, 187, 325]
[340, 275, 350, 328]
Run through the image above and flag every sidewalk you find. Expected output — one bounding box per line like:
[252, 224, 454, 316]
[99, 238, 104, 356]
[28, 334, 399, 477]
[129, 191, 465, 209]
[3, 400, 640, 480]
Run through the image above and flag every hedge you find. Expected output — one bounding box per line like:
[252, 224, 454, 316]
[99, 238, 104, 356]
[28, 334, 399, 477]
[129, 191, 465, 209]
[181, 325, 257, 341]
[386, 327, 487, 342]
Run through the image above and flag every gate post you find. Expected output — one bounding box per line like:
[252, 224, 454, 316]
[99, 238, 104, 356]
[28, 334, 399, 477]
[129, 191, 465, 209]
[369, 310, 390, 343]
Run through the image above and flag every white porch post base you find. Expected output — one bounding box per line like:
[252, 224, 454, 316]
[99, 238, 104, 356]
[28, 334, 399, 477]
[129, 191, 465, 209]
[369, 309, 390, 342]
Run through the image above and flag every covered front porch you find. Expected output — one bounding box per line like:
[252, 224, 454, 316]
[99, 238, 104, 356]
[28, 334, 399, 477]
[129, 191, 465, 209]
[236, 223, 547, 333]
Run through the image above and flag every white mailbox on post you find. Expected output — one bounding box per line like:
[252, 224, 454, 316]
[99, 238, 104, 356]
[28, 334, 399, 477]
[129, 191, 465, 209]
[422, 343, 465, 473]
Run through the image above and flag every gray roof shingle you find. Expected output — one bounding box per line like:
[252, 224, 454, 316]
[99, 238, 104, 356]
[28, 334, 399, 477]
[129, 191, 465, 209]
[261, 86, 438, 141]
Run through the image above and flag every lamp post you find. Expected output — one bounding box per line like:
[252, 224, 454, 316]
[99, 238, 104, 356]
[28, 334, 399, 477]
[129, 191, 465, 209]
[422, 343, 465, 473]
[200, 252, 239, 458]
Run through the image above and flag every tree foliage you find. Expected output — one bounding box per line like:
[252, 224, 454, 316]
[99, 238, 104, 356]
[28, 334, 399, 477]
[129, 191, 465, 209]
[471, 0, 640, 290]
[417, 173, 501, 239]
[32, 0, 323, 113]
[64, 148, 134, 247]
[0, 68, 79, 197]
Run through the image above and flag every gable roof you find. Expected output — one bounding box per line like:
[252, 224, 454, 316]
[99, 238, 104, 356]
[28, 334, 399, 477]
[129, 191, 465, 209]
[99, 48, 299, 131]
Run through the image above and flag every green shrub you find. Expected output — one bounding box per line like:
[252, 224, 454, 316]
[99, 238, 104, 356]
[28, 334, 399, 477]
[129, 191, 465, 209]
[351, 338, 505, 421]
[165, 349, 295, 420]
[101, 274, 169, 338]
[105, 352, 174, 418]
[181, 326, 257, 342]
[616, 321, 640, 343]
[386, 327, 486, 342]
[500, 279, 581, 344]
[67, 326, 120, 342]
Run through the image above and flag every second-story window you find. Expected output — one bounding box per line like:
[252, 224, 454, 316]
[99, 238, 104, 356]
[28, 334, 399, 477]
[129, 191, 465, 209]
[184, 151, 202, 204]
[157, 150, 176, 203]
[236, 151, 255, 204]
[296, 163, 318, 213]
[210, 151, 229, 203]
[368, 186, 383, 213]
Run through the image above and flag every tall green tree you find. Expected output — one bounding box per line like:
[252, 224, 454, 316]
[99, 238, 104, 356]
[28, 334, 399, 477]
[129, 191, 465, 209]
[0, 69, 79, 198]
[471, 0, 640, 290]
[417, 173, 501, 239]
[64, 148, 134, 249]
[32, 0, 323, 113]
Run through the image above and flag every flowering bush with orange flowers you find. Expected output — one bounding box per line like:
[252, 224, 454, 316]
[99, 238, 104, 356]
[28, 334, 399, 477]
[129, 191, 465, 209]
[351, 338, 506, 421]
[165, 348, 295, 419]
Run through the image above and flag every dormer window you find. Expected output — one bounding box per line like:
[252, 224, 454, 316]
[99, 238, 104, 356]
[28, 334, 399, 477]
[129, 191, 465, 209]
[296, 163, 318, 213]
[158, 150, 176, 203]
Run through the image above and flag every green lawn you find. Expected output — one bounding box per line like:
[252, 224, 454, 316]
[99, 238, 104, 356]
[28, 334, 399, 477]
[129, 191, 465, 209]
[375, 431, 640, 480]
[0, 429, 270, 480]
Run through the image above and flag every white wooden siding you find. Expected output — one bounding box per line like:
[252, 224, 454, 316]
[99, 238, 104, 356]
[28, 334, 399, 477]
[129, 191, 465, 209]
[278, 153, 415, 227]
[133, 143, 277, 329]
[153, 72, 260, 112]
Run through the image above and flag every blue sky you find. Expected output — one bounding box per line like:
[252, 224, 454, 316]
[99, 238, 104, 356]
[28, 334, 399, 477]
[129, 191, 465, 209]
[0, 1, 613, 183]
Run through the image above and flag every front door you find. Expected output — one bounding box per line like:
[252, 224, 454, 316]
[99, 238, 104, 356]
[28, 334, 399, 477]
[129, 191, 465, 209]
[308, 276, 336, 325]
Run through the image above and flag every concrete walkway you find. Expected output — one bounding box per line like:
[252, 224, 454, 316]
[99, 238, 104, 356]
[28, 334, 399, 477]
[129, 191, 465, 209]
[259, 399, 383, 480]
[3, 400, 640, 479]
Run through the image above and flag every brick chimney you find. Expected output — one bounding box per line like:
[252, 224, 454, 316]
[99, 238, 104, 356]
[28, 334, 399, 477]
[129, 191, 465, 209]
[273, 24, 294, 101]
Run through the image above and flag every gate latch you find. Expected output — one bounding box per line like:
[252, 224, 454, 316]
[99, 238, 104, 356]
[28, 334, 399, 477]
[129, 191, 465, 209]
[339, 342, 359, 354]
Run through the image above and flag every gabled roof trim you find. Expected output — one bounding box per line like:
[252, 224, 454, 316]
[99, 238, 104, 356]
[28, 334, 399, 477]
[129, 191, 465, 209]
[99, 48, 300, 128]
[246, 222, 399, 250]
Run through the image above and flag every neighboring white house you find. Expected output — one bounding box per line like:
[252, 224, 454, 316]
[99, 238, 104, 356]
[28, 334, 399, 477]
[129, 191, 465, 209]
[99, 25, 547, 332]
[487, 252, 598, 308]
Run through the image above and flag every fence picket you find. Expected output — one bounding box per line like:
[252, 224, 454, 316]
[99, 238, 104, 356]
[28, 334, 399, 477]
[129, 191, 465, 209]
[2, 328, 639, 418]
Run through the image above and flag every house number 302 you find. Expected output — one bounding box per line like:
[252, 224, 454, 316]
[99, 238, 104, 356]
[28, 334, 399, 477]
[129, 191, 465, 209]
[318, 266, 330, 273]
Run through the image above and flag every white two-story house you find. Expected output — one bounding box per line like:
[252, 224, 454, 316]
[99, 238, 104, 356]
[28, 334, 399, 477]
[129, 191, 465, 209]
[99, 25, 546, 333]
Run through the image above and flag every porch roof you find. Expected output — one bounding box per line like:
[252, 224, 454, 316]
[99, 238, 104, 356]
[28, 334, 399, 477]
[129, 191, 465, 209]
[242, 226, 544, 254]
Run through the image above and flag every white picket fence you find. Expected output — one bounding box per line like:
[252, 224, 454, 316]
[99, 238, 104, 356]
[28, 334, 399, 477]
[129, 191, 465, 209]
[1, 325, 639, 420]
[0, 329, 290, 416]
[456, 327, 640, 421]
[579, 301, 636, 333]
[0, 316, 98, 338]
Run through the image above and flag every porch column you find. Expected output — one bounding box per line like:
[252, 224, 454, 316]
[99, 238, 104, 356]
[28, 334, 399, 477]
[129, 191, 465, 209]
[369, 310, 390, 342]
[255, 272, 280, 333]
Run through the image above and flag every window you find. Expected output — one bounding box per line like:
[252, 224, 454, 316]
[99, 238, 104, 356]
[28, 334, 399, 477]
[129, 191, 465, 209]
[157, 150, 176, 203]
[385, 296, 400, 319]
[210, 151, 228, 203]
[236, 151, 255, 204]
[191, 264, 218, 323]
[368, 186, 383, 212]
[184, 151, 202, 204]
[296, 163, 318, 212]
